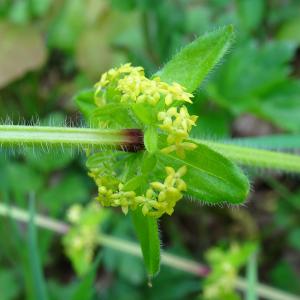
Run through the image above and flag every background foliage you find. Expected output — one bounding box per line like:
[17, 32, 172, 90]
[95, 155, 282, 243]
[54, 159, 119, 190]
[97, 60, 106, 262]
[0, 0, 299, 299]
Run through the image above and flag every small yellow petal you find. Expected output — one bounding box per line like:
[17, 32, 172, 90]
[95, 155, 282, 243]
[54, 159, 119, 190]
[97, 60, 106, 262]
[122, 206, 129, 215]
[151, 182, 165, 191]
[142, 205, 149, 216]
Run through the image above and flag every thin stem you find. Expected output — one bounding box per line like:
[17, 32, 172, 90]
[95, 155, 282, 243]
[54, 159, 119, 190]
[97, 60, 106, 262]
[98, 235, 210, 277]
[1, 125, 300, 173]
[228, 134, 300, 150]
[0, 203, 298, 300]
[235, 278, 299, 300]
[0, 202, 69, 233]
[195, 139, 300, 173]
[0, 125, 141, 149]
[246, 252, 258, 300]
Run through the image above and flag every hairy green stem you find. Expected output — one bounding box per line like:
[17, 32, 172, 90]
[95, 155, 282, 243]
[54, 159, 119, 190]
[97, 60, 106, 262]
[228, 134, 300, 150]
[1, 125, 300, 173]
[0, 125, 136, 148]
[196, 139, 300, 173]
[0, 203, 298, 300]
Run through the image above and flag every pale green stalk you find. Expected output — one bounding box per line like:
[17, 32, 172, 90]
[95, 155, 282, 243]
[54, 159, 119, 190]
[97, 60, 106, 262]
[246, 252, 258, 300]
[0, 203, 299, 300]
[0, 125, 130, 147]
[228, 135, 300, 150]
[195, 139, 300, 173]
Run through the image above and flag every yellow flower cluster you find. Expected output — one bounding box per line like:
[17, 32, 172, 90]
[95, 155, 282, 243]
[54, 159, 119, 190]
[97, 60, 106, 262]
[88, 165, 187, 218]
[98, 183, 137, 215]
[95, 63, 143, 95]
[158, 106, 198, 157]
[137, 165, 187, 217]
[94, 63, 143, 106]
[117, 74, 193, 106]
[94, 63, 193, 107]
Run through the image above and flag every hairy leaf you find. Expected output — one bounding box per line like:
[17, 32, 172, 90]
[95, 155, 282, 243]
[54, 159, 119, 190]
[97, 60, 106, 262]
[131, 209, 160, 277]
[156, 25, 234, 92]
[158, 141, 249, 204]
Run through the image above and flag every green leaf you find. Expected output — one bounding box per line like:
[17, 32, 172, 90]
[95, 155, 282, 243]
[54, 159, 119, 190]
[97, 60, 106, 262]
[141, 153, 158, 174]
[131, 209, 160, 277]
[144, 126, 158, 153]
[256, 80, 300, 132]
[158, 141, 249, 204]
[28, 194, 48, 300]
[206, 40, 298, 126]
[131, 103, 158, 125]
[236, 0, 265, 33]
[86, 151, 125, 169]
[156, 25, 234, 92]
[123, 175, 146, 192]
[74, 89, 97, 122]
[91, 103, 138, 128]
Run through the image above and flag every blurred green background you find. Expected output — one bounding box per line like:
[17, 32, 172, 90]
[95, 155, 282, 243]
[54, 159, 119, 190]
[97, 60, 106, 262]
[0, 0, 300, 299]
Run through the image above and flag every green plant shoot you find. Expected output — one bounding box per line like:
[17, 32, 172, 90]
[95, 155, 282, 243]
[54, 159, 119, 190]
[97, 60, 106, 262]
[76, 25, 249, 276]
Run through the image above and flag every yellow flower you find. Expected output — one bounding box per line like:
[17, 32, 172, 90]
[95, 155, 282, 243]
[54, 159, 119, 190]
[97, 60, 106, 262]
[97, 185, 114, 207]
[94, 63, 144, 105]
[110, 183, 136, 215]
[135, 188, 158, 216]
[158, 106, 198, 157]
[161, 142, 197, 158]
[167, 82, 193, 104]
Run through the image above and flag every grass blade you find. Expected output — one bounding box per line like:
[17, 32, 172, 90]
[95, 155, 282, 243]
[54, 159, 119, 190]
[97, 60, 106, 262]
[28, 192, 48, 300]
